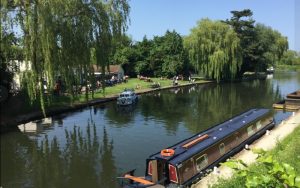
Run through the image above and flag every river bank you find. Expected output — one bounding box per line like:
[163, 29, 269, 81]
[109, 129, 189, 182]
[192, 110, 300, 188]
[0, 80, 212, 132]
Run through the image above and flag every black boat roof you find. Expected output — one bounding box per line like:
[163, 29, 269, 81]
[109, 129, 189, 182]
[148, 108, 271, 165]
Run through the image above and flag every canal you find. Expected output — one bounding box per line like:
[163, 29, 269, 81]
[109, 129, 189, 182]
[1, 71, 299, 188]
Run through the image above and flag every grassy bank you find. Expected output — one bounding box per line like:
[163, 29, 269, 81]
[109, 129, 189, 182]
[1, 78, 209, 120]
[62, 78, 208, 102]
[213, 124, 300, 188]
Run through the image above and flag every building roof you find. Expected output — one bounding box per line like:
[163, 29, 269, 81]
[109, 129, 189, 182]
[147, 108, 271, 165]
[92, 65, 122, 73]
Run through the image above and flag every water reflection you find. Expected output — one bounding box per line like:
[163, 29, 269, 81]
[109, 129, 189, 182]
[18, 118, 53, 134]
[137, 80, 282, 134]
[105, 105, 137, 127]
[1, 121, 117, 188]
[0, 131, 32, 187]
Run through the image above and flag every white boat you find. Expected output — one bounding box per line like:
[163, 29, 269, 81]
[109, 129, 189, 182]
[117, 89, 138, 106]
[266, 66, 274, 74]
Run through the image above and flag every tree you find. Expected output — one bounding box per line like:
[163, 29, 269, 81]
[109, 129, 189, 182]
[224, 9, 259, 74]
[280, 50, 300, 66]
[1, 0, 130, 113]
[255, 23, 288, 69]
[224, 9, 288, 73]
[141, 30, 187, 77]
[184, 19, 242, 82]
[113, 31, 188, 78]
[0, 3, 23, 102]
[160, 30, 187, 77]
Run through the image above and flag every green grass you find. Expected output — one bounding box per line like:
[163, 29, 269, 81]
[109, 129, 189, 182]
[58, 78, 209, 102]
[6, 78, 209, 116]
[212, 124, 300, 188]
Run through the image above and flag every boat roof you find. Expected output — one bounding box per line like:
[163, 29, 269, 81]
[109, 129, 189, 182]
[120, 90, 135, 95]
[148, 108, 271, 165]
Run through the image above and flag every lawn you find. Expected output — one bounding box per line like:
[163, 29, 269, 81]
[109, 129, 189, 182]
[45, 77, 209, 107]
[71, 77, 208, 101]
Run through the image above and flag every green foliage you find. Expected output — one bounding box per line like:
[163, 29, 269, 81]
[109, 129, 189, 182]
[255, 23, 289, 69]
[224, 10, 288, 74]
[279, 50, 300, 66]
[1, 0, 130, 113]
[224, 9, 257, 74]
[113, 30, 188, 78]
[152, 30, 187, 77]
[184, 19, 242, 82]
[0, 11, 23, 94]
[223, 149, 300, 188]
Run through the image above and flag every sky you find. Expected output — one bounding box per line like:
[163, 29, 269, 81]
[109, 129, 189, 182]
[127, 0, 298, 51]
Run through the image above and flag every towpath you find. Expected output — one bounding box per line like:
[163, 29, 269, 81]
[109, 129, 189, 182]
[192, 110, 300, 188]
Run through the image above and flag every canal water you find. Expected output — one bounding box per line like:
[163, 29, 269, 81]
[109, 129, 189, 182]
[1, 72, 299, 188]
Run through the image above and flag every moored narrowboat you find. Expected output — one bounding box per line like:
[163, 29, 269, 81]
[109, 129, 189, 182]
[120, 109, 275, 187]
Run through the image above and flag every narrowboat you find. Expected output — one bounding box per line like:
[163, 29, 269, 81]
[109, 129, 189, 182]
[120, 109, 275, 187]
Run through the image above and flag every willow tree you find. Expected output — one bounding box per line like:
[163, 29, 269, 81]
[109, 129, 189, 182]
[90, 0, 130, 91]
[184, 19, 242, 82]
[3, 0, 129, 114]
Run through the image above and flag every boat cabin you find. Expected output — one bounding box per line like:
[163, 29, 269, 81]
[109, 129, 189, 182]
[117, 89, 138, 106]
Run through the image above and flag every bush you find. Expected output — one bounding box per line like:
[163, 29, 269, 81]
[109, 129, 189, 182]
[222, 149, 300, 188]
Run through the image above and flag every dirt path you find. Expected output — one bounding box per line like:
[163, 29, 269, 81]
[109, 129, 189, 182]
[192, 110, 300, 188]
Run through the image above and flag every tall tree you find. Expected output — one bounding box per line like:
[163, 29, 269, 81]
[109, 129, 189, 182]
[255, 23, 288, 69]
[224, 9, 258, 74]
[184, 19, 242, 82]
[91, 0, 130, 88]
[159, 30, 187, 77]
[0, 1, 24, 102]
[113, 31, 188, 78]
[2, 0, 130, 113]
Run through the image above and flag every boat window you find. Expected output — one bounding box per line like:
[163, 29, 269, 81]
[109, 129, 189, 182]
[219, 143, 225, 155]
[120, 94, 124, 97]
[179, 160, 195, 183]
[125, 94, 129, 97]
[256, 121, 262, 129]
[247, 125, 254, 136]
[196, 154, 208, 171]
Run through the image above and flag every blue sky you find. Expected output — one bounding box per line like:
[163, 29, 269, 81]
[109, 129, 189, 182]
[127, 0, 298, 51]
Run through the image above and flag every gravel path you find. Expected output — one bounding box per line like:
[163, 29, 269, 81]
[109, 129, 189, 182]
[192, 110, 300, 188]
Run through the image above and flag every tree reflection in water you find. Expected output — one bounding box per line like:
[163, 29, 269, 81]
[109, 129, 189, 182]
[1, 121, 117, 188]
[138, 80, 281, 134]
